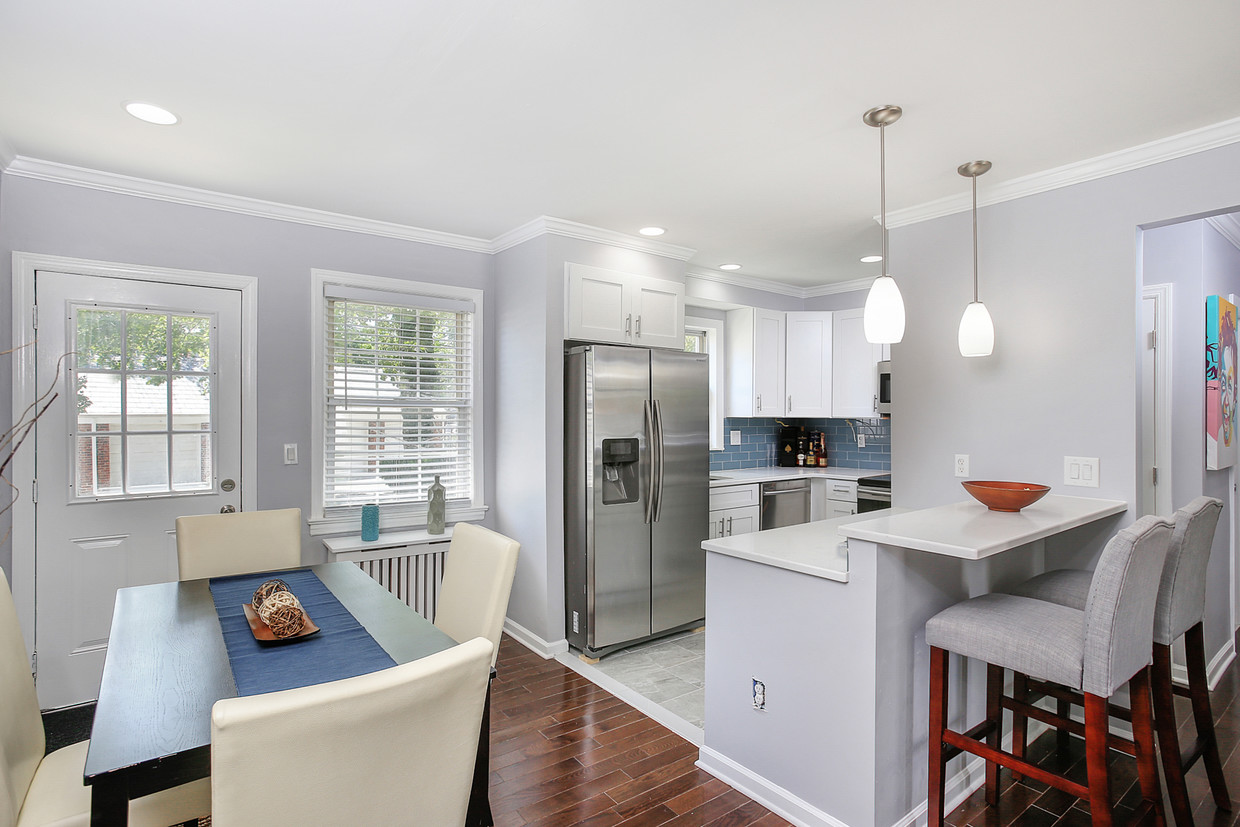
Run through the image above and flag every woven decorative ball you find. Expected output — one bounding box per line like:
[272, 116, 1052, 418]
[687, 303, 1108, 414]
[264, 602, 306, 638]
[257, 589, 302, 624]
[252, 579, 290, 612]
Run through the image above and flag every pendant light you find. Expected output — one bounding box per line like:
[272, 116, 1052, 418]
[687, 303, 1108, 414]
[862, 105, 906, 344]
[957, 160, 994, 357]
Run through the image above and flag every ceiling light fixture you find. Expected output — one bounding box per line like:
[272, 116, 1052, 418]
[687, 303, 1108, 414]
[719, 264, 741, 271]
[957, 160, 995, 358]
[639, 227, 665, 237]
[860, 255, 883, 264]
[862, 105, 906, 344]
[124, 101, 179, 125]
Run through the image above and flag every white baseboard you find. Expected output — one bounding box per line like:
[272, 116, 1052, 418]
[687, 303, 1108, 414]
[503, 617, 569, 659]
[1169, 635, 1235, 690]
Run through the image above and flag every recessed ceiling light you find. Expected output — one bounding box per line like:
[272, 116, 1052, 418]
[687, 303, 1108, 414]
[639, 227, 666, 237]
[124, 101, 179, 125]
[719, 264, 742, 271]
[860, 255, 883, 263]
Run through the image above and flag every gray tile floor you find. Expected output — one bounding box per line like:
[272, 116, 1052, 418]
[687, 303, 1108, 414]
[589, 628, 705, 728]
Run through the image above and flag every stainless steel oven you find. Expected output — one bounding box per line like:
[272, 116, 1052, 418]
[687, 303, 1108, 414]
[857, 474, 891, 513]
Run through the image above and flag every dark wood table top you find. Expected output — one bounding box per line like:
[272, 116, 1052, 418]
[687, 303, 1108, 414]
[84, 561, 457, 782]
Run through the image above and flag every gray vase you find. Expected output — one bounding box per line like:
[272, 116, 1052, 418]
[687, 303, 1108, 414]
[426, 475, 446, 535]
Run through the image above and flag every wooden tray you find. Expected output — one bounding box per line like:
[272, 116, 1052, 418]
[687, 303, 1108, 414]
[242, 603, 320, 644]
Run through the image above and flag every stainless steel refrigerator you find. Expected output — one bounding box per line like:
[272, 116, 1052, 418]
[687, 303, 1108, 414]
[564, 344, 709, 659]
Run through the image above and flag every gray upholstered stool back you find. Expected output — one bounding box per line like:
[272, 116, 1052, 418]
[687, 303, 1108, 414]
[1082, 514, 1173, 697]
[1155, 496, 1223, 646]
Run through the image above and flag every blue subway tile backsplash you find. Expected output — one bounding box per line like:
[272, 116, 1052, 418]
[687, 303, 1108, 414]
[710, 416, 890, 473]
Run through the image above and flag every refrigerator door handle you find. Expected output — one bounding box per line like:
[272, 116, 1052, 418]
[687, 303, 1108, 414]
[651, 399, 666, 521]
[644, 399, 656, 525]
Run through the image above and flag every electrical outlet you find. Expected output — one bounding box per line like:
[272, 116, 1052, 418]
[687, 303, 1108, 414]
[752, 678, 766, 710]
[955, 454, 969, 477]
[858, 434, 866, 448]
[730, 430, 742, 446]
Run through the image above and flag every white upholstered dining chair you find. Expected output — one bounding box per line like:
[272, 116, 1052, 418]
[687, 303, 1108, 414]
[175, 507, 302, 581]
[433, 523, 520, 667]
[209, 636, 492, 827]
[0, 569, 211, 827]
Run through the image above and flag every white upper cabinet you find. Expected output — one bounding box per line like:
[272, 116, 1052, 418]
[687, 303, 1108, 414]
[565, 263, 685, 349]
[785, 312, 833, 417]
[726, 307, 786, 417]
[831, 307, 884, 417]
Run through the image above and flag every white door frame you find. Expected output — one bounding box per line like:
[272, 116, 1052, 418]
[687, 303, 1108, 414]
[1141, 283, 1174, 518]
[9, 251, 259, 662]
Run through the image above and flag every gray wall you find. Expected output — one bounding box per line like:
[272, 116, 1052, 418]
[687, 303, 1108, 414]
[0, 174, 495, 575]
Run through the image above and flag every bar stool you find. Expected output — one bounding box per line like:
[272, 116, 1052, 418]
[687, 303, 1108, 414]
[926, 514, 1174, 827]
[1009, 496, 1230, 825]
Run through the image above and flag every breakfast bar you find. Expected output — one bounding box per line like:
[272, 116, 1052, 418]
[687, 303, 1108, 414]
[699, 494, 1127, 827]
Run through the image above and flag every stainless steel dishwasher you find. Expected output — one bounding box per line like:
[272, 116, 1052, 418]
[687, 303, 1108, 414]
[760, 479, 811, 529]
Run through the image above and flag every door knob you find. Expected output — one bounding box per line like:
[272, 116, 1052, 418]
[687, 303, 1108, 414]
[220, 505, 236, 513]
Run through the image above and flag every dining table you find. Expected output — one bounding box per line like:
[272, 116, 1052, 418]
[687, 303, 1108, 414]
[83, 561, 494, 826]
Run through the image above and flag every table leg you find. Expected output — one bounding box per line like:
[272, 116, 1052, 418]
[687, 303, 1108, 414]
[91, 777, 129, 827]
[465, 672, 494, 827]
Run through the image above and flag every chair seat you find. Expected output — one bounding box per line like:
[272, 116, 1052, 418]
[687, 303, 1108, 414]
[925, 593, 1085, 690]
[17, 740, 211, 827]
[1008, 568, 1091, 611]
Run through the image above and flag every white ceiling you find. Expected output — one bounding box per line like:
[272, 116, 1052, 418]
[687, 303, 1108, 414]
[2, 1, 1239, 287]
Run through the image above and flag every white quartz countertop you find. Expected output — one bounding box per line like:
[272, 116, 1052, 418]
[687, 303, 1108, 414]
[838, 494, 1128, 559]
[709, 466, 885, 487]
[701, 511, 908, 582]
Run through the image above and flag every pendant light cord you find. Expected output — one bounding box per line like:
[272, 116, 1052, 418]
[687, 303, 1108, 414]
[880, 124, 888, 279]
[971, 174, 979, 302]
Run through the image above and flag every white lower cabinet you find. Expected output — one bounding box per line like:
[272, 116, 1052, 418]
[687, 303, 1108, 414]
[824, 479, 857, 519]
[709, 483, 761, 538]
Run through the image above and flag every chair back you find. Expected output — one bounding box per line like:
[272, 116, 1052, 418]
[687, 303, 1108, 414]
[210, 636, 491, 827]
[175, 508, 302, 581]
[1082, 514, 1174, 697]
[0, 570, 46, 827]
[434, 523, 519, 667]
[1155, 496, 1223, 645]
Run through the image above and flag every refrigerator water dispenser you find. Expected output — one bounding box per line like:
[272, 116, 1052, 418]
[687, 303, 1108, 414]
[600, 438, 639, 504]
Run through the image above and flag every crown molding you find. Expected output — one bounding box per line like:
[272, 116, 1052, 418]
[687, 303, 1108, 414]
[1207, 213, 1240, 251]
[886, 116, 1240, 229]
[0, 141, 14, 172]
[3, 156, 495, 253]
[493, 215, 697, 260]
[684, 266, 811, 298]
[802, 276, 876, 297]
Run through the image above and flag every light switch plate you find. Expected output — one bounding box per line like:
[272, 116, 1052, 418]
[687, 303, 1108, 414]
[284, 443, 299, 465]
[1064, 456, 1099, 487]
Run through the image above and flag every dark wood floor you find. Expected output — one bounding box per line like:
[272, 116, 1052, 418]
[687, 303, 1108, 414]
[946, 635, 1240, 827]
[489, 635, 791, 827]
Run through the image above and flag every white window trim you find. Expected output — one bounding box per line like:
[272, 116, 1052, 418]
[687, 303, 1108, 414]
[685, 314, 725, 451]
[309, 269, 486, 536]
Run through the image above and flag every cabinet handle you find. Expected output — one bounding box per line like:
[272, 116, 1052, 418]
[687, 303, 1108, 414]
[873, 394, 878, 412]
[625, 314, 632, 337]
[756, 394, 762, 412]
[788, 395, 792, 411]
[635, 315, 642, 337]
[719, 517, 726, 536]
[727, 516, 733, 536]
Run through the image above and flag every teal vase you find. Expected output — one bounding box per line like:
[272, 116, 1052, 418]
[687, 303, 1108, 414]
[361, 504, 380, 542]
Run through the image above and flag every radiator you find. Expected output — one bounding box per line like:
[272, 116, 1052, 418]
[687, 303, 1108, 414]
[354, 549, 446, 621]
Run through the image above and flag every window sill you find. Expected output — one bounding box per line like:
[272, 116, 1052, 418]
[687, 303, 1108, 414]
[308, 504, 489, 537]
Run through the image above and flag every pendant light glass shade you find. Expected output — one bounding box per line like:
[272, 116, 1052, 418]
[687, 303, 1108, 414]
[864, 275, 906, 344]
[957, 160, 994, 357]
[862, 105, 906, 345]
[958, 301, 994, 357]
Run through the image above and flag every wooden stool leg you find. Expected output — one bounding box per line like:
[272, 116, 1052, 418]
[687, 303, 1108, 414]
[928, 646, 949, 827]
[1153, 642, 1195, 826]
[1186, 623, 1232, 811]
[1130, 665, 1167, 827]
[1011, 671, 1028, 783]
[986, 664, 1003, 804]
[1084, 692, 1113, 827]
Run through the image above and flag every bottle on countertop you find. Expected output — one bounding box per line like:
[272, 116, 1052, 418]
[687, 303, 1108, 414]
[806, 438, 818, 467]
[796, 435, 806, 467]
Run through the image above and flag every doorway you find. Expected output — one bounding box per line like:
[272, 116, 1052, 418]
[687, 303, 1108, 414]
[10, 252, 258, 709]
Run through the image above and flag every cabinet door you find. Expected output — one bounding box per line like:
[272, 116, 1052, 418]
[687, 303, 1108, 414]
[631, 277, 685, 350]
[826, 502, 856, 519]
[709, 512, 726, 540]
[785, 312, 833, 417]
[724, 505, 762, 536]
[831, 308, 883, 418]
[565, 265, 630, 344]
[753, 309, 786, 416]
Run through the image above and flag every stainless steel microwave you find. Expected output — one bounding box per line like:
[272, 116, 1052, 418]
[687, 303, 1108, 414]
[877, 360, 891, 414]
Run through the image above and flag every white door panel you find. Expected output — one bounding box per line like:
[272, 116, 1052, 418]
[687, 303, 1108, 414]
[34, 271, 244, 708]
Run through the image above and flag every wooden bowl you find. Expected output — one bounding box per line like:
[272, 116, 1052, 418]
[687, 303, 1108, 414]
[961, 480, 1051, 512]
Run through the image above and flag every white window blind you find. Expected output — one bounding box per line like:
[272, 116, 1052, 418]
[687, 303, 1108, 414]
[323, 294, 474, 513]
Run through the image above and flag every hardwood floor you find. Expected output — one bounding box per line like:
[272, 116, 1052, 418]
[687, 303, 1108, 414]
[489, 635, 791, 827]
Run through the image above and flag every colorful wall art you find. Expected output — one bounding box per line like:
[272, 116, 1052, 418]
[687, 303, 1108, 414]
[1206, 294, 1237, 470]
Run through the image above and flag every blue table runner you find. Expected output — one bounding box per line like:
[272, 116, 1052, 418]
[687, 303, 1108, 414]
[209, 569, 397, 696]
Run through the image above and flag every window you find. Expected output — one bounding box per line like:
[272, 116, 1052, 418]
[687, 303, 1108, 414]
[311, 271, 485, 534]
[684, 314, 725, 451]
